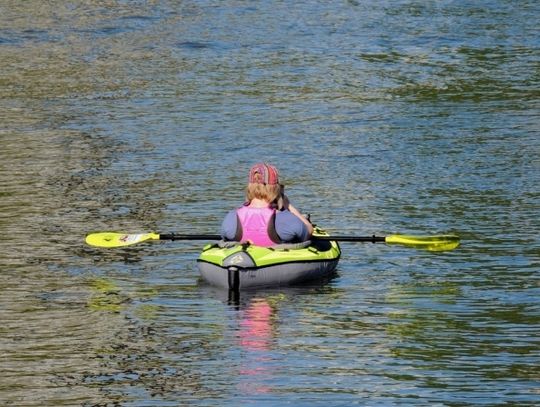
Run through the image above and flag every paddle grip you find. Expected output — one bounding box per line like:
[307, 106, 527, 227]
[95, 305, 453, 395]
[314, 235, 386, 243]
[159, 233, 222, 241]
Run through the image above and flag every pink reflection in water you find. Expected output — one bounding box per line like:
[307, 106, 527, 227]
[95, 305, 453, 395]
[239, 299, 274, 351]
[237, 297, 278, 395]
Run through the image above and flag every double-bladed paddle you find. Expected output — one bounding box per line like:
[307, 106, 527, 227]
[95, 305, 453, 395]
[85, 232, 459, 251]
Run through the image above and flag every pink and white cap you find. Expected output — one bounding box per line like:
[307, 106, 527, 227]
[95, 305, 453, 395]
[248, 163, 280, 185]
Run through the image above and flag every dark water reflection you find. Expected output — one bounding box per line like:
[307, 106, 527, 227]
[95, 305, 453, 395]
[1, 0, 539, 405]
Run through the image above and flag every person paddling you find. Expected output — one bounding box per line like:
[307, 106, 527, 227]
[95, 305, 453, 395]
[221, 163, 313, 246]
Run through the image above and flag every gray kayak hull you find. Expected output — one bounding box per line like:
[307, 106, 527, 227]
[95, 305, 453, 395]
[198, 258, 340, 290]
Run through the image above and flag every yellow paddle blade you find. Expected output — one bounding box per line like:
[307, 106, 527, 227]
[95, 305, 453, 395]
[385, 234, 460, 251]
[85, 232, 160, 248]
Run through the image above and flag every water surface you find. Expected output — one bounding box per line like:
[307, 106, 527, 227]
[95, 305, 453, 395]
[1, 1, 539, 406]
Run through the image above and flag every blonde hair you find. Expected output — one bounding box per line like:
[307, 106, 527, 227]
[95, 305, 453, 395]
[246, 183, 281, 204]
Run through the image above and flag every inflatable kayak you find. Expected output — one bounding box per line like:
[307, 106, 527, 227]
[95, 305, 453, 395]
[197, 228, 341, 290]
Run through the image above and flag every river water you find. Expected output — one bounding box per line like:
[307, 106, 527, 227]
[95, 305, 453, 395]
[1, 1, 539, 406]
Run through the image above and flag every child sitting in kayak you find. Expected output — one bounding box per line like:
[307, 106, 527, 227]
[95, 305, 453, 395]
[221, 163, 313, 246]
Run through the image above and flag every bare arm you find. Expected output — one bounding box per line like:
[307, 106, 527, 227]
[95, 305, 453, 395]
[282, 195, 314, 236]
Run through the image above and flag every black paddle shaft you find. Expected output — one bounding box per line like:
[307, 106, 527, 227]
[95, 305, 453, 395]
[158, 233, 386, 243]
[315, 235, 386, 243]
[159, 233, 222, 241]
